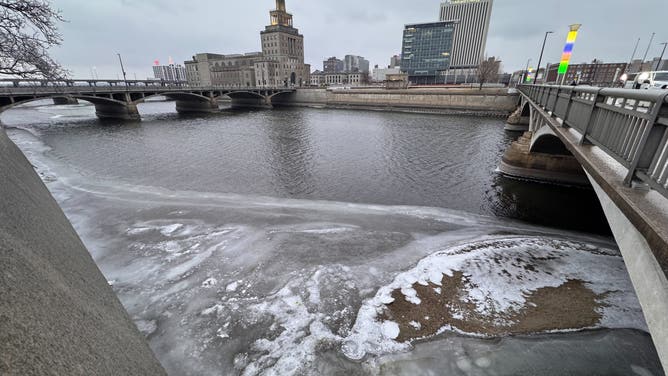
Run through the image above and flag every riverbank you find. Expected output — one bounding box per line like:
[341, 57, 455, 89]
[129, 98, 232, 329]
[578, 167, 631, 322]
[0, 128, 165, 375]
[271, 87, 519, 117]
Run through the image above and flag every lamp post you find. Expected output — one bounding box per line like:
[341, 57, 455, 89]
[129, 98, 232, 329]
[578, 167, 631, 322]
[535, 31, 554, 84]
[117, 53, 128, 86]
[641, 32, 655, 70]
[656, 42, 667, 71]
[626, 38, 641, 73]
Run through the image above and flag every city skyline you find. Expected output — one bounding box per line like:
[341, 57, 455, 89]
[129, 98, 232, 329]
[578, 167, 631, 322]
[49, 0, 667, 79]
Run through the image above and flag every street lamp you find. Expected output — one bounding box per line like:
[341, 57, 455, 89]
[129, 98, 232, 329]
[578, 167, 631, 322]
[535, 31, 554, 84]
[117, 53, 128, 86]
[641, 32, 656, 64]
[656, 42, 667, 71]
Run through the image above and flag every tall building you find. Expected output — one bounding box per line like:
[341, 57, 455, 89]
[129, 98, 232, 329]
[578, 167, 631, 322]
[323, 57, 344, 73]
[343, 55, 370, 73]
[153, 61, 187, 82]
[260, 0, 308, 86]
[439, 0, 493, 70]
[390, 55, 402, 68]
[401, 21, 455, 84]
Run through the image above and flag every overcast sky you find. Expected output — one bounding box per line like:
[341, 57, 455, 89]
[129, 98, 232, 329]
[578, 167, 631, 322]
[50, 0, 668, 79]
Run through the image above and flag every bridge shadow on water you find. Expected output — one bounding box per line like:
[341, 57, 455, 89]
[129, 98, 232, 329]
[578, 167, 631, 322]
[489, 173, 612, 236]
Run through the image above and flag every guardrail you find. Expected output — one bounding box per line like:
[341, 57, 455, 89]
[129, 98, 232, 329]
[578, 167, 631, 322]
[0, 85, 295, 96]
[519, 84, 668, 199]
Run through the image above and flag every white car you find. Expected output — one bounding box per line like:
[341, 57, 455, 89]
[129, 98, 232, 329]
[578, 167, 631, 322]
[637, 71, 668, 90]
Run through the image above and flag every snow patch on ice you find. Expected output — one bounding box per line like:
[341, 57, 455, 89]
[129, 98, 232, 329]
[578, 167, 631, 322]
[160, 223, 183, 236]
[226, 281, 240, 292]
[341, 237, 646, 361]
[381, 321, 400, 339]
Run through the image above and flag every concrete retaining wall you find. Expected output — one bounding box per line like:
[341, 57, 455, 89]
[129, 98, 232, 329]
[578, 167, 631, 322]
[0, 129, 166, 375]
[272, 88, 519, 116]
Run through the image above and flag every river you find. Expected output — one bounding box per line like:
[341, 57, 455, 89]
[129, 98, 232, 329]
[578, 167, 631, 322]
[2, 100, 663, 375]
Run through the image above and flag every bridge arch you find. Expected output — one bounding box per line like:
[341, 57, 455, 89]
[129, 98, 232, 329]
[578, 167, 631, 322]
[0, 94, 126, 114]
[0, 94, 140, 120]
[530, 126, 572, 156]
[267, 90, 296, 99]
[225, 91, 267, 100]
[129, 92, 217, 106]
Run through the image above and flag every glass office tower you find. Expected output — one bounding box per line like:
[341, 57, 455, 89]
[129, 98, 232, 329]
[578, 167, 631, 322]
[401, 21, 455, 85]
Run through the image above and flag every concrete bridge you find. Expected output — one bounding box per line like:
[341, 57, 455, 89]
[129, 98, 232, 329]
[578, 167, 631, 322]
[0, 79, 295, 120]
[501, 84, 668, 371]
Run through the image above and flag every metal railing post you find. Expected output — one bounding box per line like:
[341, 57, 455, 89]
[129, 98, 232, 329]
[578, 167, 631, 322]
[551, 86, 561, 117]
[624, 92, 668, 186]
[562, 87, 576, 127]
[579, 88, 604, 145]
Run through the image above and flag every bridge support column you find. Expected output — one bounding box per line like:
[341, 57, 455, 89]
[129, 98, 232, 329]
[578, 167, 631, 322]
[94, 102, 140, 121]
[175, 99, 219, 114]
[498, 131, 589, 186]
[587, 173, 668, 373]
[230, 96, 273, 109]
[505, 105, 530, 131]
[52, 96, 79, 105]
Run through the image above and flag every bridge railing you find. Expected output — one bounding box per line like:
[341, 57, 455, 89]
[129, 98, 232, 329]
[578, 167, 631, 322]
[0, 82, 295, 96]
[519, 84, 668, 199]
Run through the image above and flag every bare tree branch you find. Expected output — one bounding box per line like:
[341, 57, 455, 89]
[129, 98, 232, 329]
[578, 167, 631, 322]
[477, 57, 500, 90]
[0, 0, 67, 79]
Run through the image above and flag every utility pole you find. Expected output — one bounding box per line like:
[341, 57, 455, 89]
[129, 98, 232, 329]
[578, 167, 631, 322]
[535, 31, 554, 84]
[656, 42, 667, 71]
[117, 53, 128, 86]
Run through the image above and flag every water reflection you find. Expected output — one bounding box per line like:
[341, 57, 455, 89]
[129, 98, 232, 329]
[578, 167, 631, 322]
[489, 173, 610, 235]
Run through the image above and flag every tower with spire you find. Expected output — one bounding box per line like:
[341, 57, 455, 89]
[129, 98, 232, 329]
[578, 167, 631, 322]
[270, 0, 292, 27]
[257, 0, 308, 87]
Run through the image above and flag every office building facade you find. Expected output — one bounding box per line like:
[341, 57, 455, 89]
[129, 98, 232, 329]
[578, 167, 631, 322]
[401, 21, 455, 84]
[323, 57, 344, 73]
[153, 63, 187, 82]
[310, 71, 367, 87]
[439, 0, 493, 70]
[545, 61, 627, 86]
[390, 55, 402, 68]
[343, 55, 370, 74]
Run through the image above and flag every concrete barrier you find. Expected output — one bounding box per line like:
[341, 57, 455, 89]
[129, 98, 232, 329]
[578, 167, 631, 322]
[0, 129, 166, 375]
[272, 88, 519, 116]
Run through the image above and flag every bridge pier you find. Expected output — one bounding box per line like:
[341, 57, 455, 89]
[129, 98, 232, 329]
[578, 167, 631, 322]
[498, 131, 589, 186]
[175, 99, 219, 114]
[93, 102, 140, 121]
[504, 105, 530, 131]
[52, 96, 79, 105]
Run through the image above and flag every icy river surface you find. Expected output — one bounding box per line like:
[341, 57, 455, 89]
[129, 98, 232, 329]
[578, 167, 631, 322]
[2, 101, 664, 375]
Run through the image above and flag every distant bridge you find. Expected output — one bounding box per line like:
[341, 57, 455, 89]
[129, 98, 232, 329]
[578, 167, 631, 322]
[0, 79, 296, 120]
[503, 84, 668, 371]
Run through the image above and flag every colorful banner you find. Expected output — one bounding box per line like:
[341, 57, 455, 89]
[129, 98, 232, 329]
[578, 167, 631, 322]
[558, 24, 581, 75]
[525, 68, 534, 82]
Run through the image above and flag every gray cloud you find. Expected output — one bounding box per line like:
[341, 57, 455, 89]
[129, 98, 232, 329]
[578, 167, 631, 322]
[50, 0, 668, 79]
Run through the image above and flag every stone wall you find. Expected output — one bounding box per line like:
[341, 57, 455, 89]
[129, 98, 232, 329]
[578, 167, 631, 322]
[0, 129, 166, 375]
[272, 88, 519, 116]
